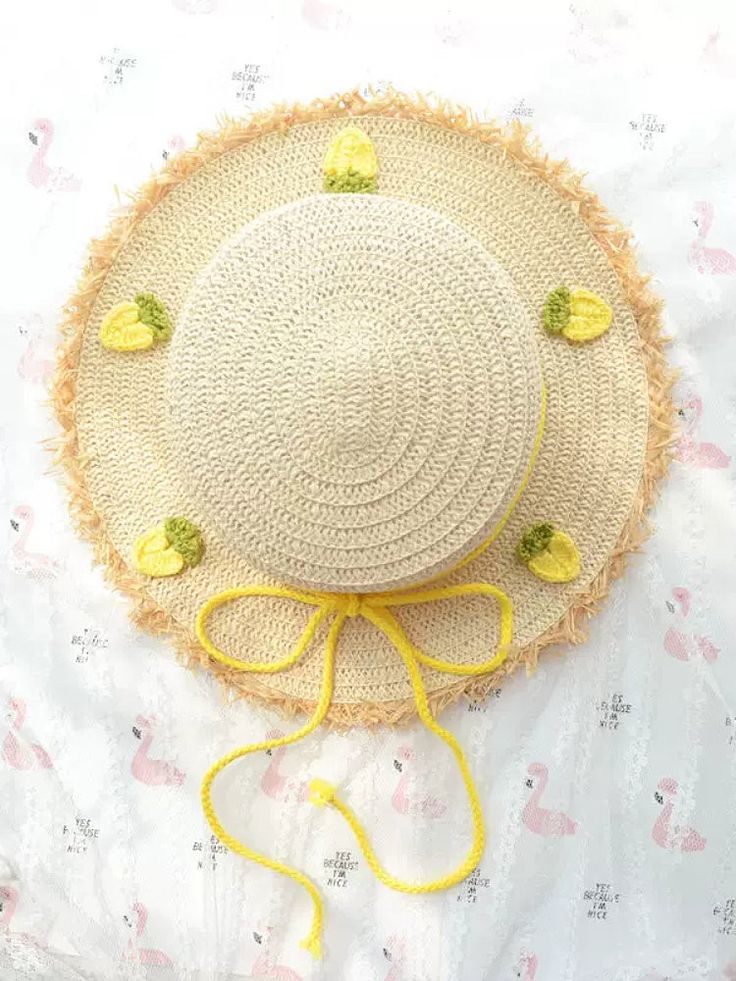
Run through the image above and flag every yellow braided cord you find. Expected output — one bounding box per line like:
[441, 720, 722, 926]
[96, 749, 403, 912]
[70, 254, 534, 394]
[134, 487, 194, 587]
[199, 608, 346, 959]
[194, 387, 546, 957]
[195, 586, 332, 673]
[366, 583, 513, 676]
[310, 603, 494, 893]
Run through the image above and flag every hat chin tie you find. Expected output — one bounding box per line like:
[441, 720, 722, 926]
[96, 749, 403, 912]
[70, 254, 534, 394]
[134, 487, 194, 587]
[195, 387, 546, 959]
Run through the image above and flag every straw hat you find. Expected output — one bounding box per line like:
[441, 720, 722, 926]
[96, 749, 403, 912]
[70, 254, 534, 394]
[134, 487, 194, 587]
[53, 89, 673, 727]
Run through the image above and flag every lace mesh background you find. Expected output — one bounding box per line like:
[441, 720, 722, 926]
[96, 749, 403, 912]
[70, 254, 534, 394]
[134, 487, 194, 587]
[1, 1, 735, 978]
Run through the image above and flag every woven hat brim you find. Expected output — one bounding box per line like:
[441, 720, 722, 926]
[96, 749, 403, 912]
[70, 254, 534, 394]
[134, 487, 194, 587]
[53, 91, 674, 726]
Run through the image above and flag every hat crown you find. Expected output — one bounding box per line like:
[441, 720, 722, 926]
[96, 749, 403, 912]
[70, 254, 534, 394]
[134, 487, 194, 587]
[306, 316, 381, 462]
[167, 193, 544, 593]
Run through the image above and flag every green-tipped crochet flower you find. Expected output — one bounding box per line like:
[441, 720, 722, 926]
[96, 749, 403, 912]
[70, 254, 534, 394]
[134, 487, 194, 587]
[517, 522, 580, 583]
[133, 516, 204, 578]
[542, 286, 612, 343]
[99, 291, 172, 351]
[323, 126, 378, 194]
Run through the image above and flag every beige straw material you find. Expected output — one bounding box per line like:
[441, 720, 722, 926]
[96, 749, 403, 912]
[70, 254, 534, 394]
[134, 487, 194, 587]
[169, 193, 543, 592]
[52, 90, 674, 727]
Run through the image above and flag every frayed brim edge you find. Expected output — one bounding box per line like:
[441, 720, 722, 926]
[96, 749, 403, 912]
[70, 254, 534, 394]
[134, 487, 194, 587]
[50, 87, 676, 729]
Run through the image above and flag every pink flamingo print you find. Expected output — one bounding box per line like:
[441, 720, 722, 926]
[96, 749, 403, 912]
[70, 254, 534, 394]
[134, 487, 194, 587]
[436, 18, 475, 47]
[0, 887, 23, 937]
[523, 763, 577, 837]
[3, 697, 52, 770]
[391, 746, 447, 818]
[675, 394, 730, 469]
[690, 201, 736, 274]
[10, 505, 62, 582]
[515, 950, 538, 980]
[18, 337, 53, 384]
[0, 886, 42, 949]
[17, 315, 54, 384]
[664, 587, 719, 663]
[251, 928, 303, 980]
[652, 778, 706, 852]
[382, 934, 407, 981]
[123, 902, 173, 967]
[131, 716, 185, 786]
[27, 119, 80, 192]
[0, 886, 18, 930]
[301, 0, 349, 30]
[702, 32, 721, 65]
[261, 729, 309, 803]
[701, 32, 736, 76]
[162, 134, 186, 161]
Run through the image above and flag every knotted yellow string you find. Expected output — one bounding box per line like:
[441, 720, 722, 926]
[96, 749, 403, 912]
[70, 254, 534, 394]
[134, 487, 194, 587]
[196, 386, 547, 958]
[197, 584, 511, 958]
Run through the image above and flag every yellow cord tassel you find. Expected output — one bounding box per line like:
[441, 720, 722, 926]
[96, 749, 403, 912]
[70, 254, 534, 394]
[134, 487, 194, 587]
[197, 583, 512, 958]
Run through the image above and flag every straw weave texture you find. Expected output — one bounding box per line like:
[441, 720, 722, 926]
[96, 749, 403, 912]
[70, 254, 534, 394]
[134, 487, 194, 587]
[168, 194, 543, 592]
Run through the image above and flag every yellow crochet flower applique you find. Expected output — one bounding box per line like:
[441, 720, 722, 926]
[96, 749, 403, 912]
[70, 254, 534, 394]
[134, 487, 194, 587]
[517, 522, 580, 583]
[99, 292, 173, 352]
[542, 287, 612, 343]
[323, 126, 378, 193]
[133, 517, 204, 578]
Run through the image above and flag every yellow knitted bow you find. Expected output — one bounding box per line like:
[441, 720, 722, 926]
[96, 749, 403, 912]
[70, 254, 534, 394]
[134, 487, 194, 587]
[196, 582, 512, 959]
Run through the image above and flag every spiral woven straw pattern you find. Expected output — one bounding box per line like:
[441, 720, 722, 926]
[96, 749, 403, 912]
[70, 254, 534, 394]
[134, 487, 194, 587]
[55, 92, 673, 725]
[168, 194, 543, 592]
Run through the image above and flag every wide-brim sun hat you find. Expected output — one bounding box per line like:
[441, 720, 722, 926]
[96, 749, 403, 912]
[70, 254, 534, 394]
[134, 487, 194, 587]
[53, 88, 673, 957]
[55, 88, 671, 723]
